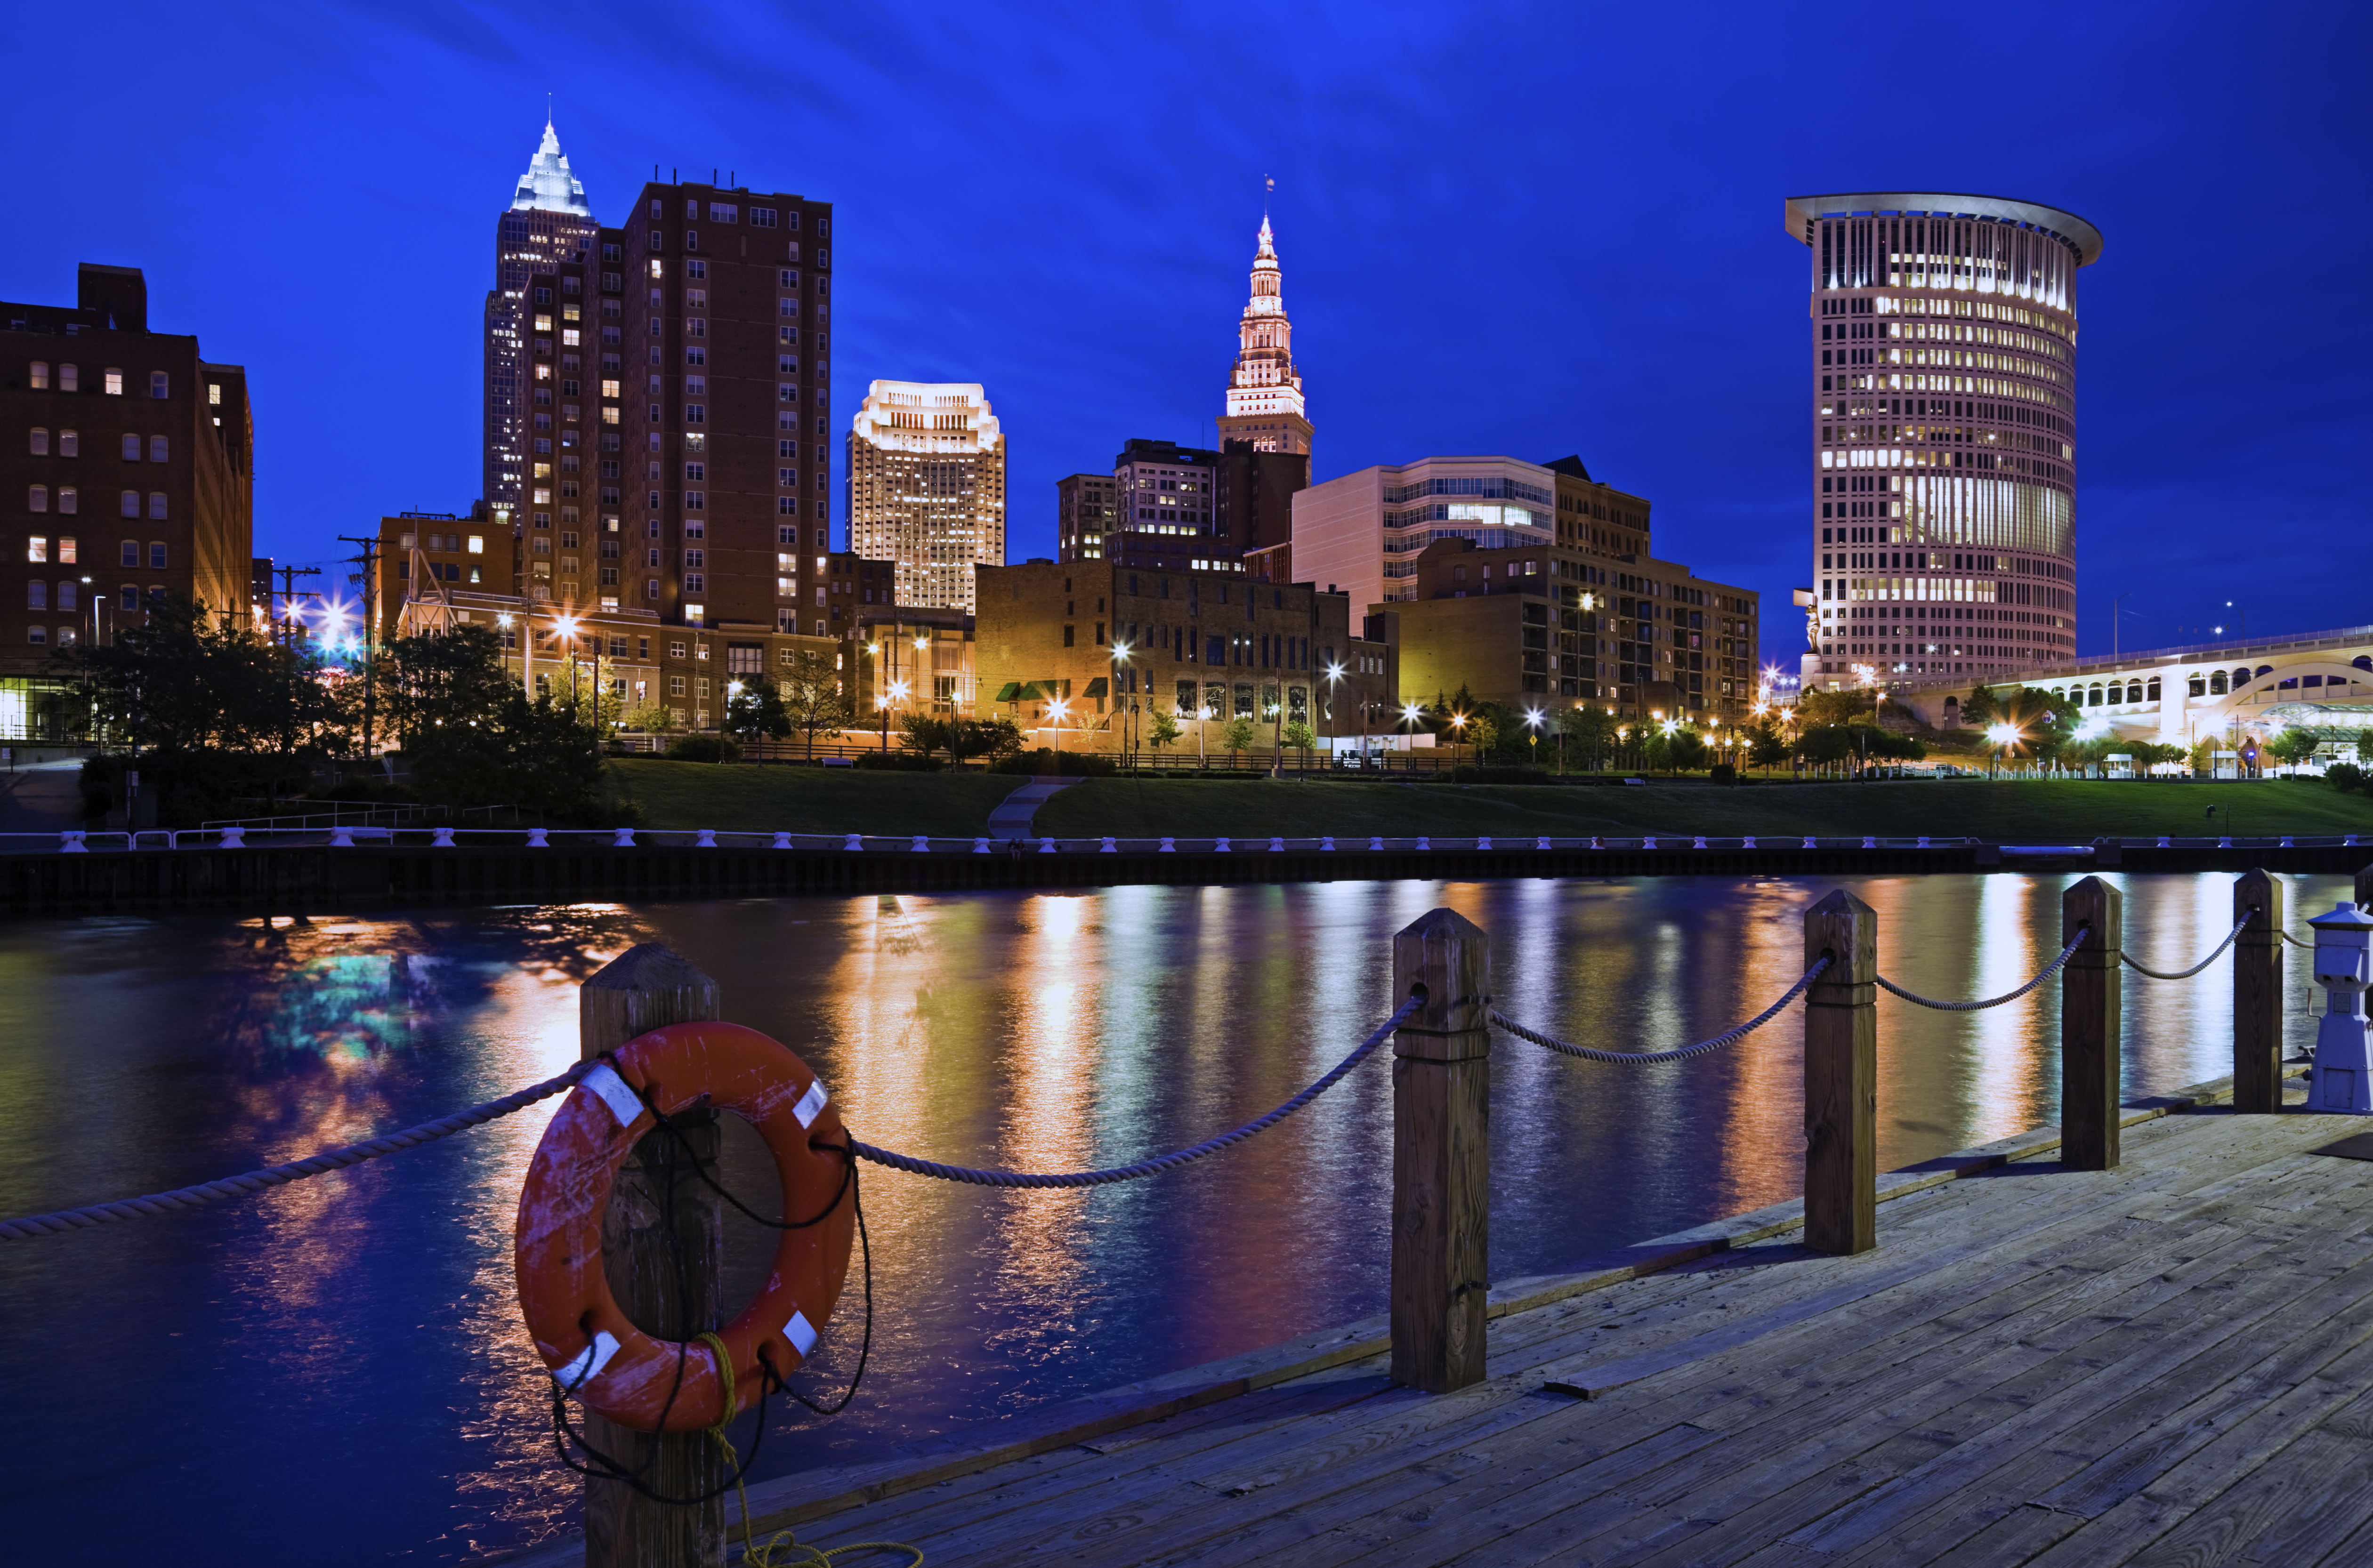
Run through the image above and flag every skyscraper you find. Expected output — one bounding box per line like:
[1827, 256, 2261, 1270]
[1788, 193, 2100, 689]
[847, 381, 1005, 613]
[486, 121, 598, 514]
[1216, 215, 1312, 458]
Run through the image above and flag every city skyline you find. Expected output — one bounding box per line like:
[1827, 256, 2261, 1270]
[7, 2, 2364, 674]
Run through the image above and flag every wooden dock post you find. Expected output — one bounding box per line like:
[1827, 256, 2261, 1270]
[580, 944, 726, 1568]
[2357, 861, 2372, 910]
[1390, 908, 1490, 1394]
[1803, 890, 1876, 1255]
[2060, 876, 2123, 1171]
[2234, 868, 2285, 1114]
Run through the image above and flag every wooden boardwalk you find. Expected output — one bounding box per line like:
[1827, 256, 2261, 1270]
[630, 1089, 2373, 1568]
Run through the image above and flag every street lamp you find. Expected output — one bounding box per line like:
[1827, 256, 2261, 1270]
[1110, 639, 1132, 764]
[1448, 710, 1468, 772]
[1324, 661, 1343, 772]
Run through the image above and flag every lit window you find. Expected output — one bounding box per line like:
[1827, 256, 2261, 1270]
[26, 535, 45, 561]
[29, 362, 48, 389]
[467, 535, 484, 553]
[103, 369, 123, 396]
[208, 383, 221, 407]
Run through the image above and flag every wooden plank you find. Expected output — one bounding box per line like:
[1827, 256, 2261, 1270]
[1802, 889, 1877, 1254]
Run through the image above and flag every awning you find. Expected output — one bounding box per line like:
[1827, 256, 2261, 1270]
[1084, 677, 1108, 699]
[993, 682, 1022, 702]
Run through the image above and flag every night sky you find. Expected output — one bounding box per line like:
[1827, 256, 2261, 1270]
[8, 1, 2365, 669]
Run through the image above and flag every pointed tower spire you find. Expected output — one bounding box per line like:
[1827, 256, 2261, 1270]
[1217, 200, 1311, 458]
[512, 116, 592, 216]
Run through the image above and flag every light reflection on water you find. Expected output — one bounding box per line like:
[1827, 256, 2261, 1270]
[0, 873, 2341, 1565]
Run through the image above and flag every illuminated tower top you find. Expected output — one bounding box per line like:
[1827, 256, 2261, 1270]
[1219, 209, 1312, 457]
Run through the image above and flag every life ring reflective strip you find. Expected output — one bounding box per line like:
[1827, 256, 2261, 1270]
[513, 1021, 855, 1433]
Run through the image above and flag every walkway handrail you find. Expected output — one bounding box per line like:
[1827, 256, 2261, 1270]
[1875, 928, 2088, 1011]
[849, 995, 1421, 1188]
[2122, 917, 2251, 981]
[1486, 956, 1832, 1065]
[0, 1060, 593, 1241]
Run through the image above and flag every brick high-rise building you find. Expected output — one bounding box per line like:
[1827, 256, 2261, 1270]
[846, 380, 1005, 613]
[0, 264, 251, 730]
[1055, 473, 1118, 562]
[485, 121, 598, 515]
[611, 178, 835, 633]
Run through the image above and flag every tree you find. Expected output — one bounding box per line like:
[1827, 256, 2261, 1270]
[2266, 727, 2321, 768]
[897, 711, 949, 760]
[409, 690, 607, 821]
[627, 702, 678, 739]
[1797, 685, 1871, 728]
[776, 647, 851, 758]
[1146, 708, 1182, 751]
[725, 675, 793, 748]
[1561, 706, 1619, 773]
[376, 625, 517, 746]
[1958, 683, 2004, 729]
[1666, 727, 1708, 774]
[1282, 718, 1316, 753]
[1219, 716, 1257, 764]
[1746, 718, 1790, 773]
[949, 716, 1023, 764]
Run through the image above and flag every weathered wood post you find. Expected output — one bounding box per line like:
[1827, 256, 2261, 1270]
[1390, 908, 1490, 1394]
[580, 944, 726, 1568]
[2061, 876, 2124, 1170]
[2234, 868, 2285, 1114]
[2357, 861, 2373, 911]
[1803, 890, 1877, 1255]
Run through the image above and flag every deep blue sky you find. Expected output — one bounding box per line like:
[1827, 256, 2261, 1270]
[9, 1, 2366, 667]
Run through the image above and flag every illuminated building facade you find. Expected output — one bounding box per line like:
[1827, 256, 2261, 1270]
[846, 380, 1005, 613]
[1788, 191, 2101, 689]
[1215, 214, 1313, 457]
[485, 122, 598, 513]
[1291, 456, 1556, 619]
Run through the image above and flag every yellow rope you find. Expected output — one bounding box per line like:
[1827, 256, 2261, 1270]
[694, 1332, 925, 1568]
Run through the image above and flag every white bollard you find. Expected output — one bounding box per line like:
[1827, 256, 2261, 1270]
[1268, 836, 1285, 852]
[2281, 836, 2296, 849]
[431, 827, 456, 847]
[1416, 836, 1430, 851]
[698, 829, 719, 848]
[1743, 835, 1758, 849]
[1590, 836, 1604, 850]
[774, 831, 794, 850]
[1477, 835, 1493, 851]
[219, 826, 246, 849]
[329, 826, 355, 847]
[1158, 836, 1176, 852]
[1039, 837, 1057, 854]
[1535, 836, 1551, 850]
[1369, 836, 1384, 851]
[1802, 836, 1817, 849]
[1917, 836, 1930, 849]
[2156, 835, 2171, 849]
[1100, 836, 1117, 853]
[1861, 836, 1878, 849]
[1215, 836, 1231, 852]
[59, 830, 86, 853]
[1642, 835, 1658, 850]
[912, 834, 930, 852]
[843, 833, 864, 851]
[613, 828, 637, 848]
[2219, 836, 2233, 849]
[1693, 836, 1708, 850]
[526, 828, 549, 848]
[973, 836, 992, 854]
[2348, 835, 2361, 848]
[1322, 836, 1337, 852]
[2307, 902, 2373, 1115]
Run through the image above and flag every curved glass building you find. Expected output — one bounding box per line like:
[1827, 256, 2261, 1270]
[1788, 192, 2101, 688]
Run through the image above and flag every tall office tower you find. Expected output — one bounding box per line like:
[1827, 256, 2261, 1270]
[1215, 214, 1312, 458]
[618, 179, 834, 631]
[1056, 473, 1119, 562]
[486, 121, 598, 513]
[0, 264, 252, 713]
[846, 381, 1006, 612]
[1788, 193, 2099, 688]
[1292, 456, 1555, 617]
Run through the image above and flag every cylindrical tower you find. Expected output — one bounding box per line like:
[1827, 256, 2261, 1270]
[1786, 192, 2101, 690]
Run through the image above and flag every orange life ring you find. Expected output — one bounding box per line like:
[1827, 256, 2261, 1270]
[514, 1021, 855, 1433]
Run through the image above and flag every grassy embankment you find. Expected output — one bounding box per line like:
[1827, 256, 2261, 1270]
[606, 758, 1024, 835]
[603, 758, 2373, 842]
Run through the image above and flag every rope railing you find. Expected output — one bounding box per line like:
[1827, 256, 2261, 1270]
[1486, 956, 1831, 1065]
[1875, 928, 2088, 1012]
[849, 996, 1421, 1188]
[0, 1060, 595, 1241]
[2123, 918, 2252, 981]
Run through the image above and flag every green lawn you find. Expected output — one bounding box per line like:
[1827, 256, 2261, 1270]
[1032, 775, 2373, 842]
[605, 758, 1024, 835]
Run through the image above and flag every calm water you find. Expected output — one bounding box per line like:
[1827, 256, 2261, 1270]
[0, 873, 2344, 1563]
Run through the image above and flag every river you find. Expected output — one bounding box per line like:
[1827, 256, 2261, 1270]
[0, 871, 2347, 1563]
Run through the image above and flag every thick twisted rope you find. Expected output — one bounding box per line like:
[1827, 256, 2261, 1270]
[1876, 928, 2087, 1012]
[2281, 929, 2315, 950]
[0, 1060, 594, 1240]
[2123, 918, 2252, 981]
[850, 997, 1421, 1187]
[1486, 955, 1831, 1066]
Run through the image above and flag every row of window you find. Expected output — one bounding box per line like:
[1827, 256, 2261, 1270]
[25, 431, 171, 461]
[25, 364, 170, 397]
[26, 488, 169, 519]
[26, 537, 166, 568]
[21, 582, 160, 624]
[644, 197, 820, 234]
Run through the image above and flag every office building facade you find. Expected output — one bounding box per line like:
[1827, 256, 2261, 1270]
[1787, 192, 2099, 689]
[486, 122, 599, 515]
[846, 380, 1005, 613]
[1291, 456, 1557, 618]
[1, 265, 252, 726]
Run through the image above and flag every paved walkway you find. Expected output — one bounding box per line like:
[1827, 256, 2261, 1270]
[593, 1088, 2373, 1568]
[0, 761, 87, 835]
[984, 776, 1080, 841]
